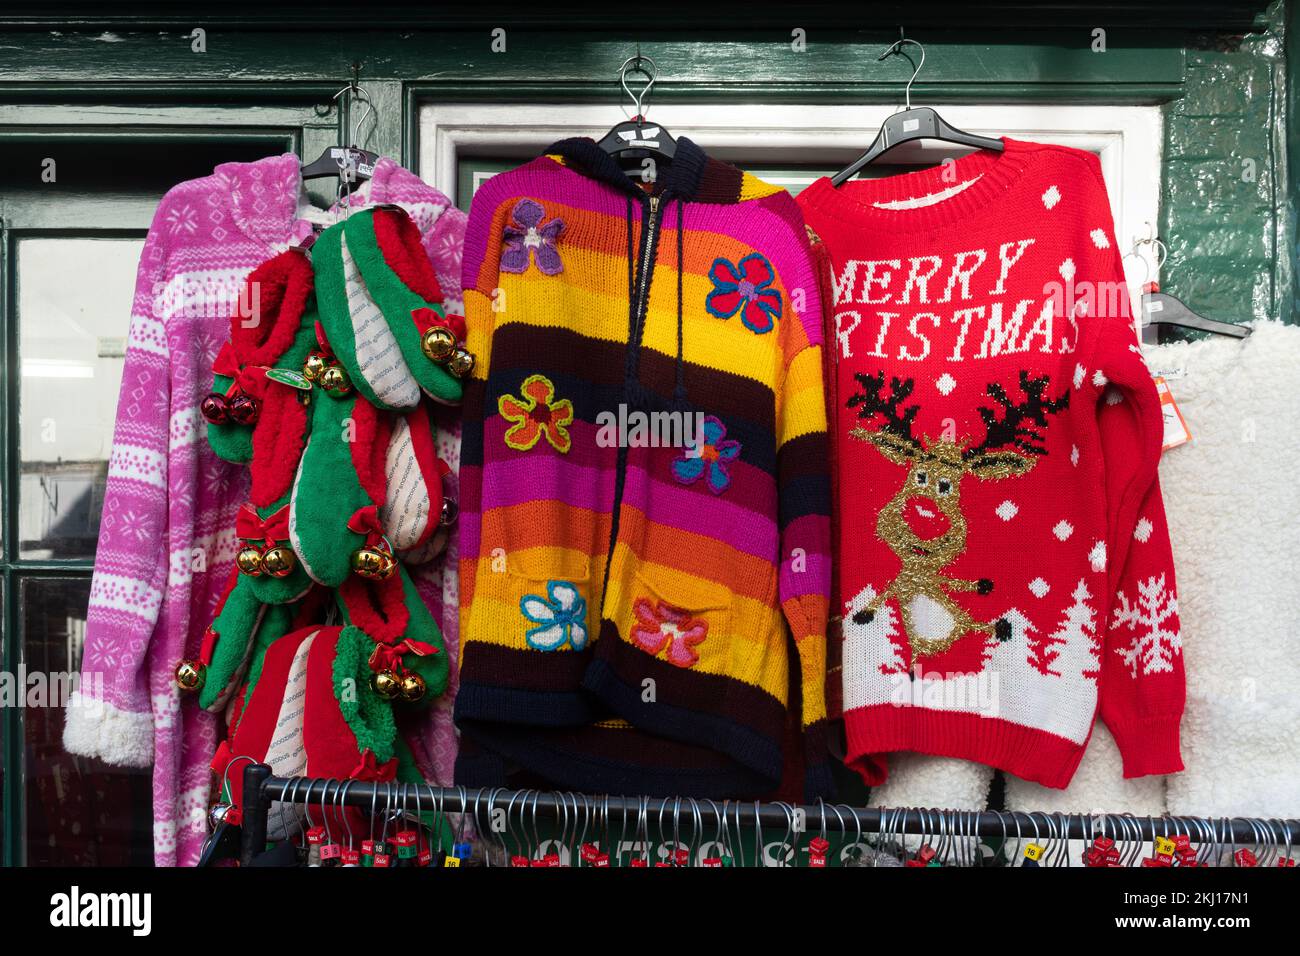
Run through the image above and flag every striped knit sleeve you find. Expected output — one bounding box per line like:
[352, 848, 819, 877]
[63, 192, 176, 767]
[456, 177, 512, 651]
[770, 204, 833, 791]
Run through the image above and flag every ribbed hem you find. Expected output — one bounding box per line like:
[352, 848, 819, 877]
[454, 681, 597, 728]
[457, 720, 775, 798]
[1107, 715, 1184, 779]
[800, 137, 1033, 234]
[843, 704, 1085, 790]
[582, 655, 784, 786]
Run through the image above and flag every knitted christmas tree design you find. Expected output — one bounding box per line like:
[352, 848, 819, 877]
[1033, 579, 1101, 680]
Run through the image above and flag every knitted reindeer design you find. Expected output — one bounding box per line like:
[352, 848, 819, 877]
[847, 370, 1070, 658]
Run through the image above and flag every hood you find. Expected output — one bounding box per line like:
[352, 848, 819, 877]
[543, 135, 749, 203]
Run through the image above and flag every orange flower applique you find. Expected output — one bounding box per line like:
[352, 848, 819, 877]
[499, 374, 574, 453]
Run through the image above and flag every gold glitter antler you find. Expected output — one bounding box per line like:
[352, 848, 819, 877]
[963, 371, 1070, 467]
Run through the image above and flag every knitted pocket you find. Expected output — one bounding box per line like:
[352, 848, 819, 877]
[476, 551, 593, 654]
[624, 566, 732, 671]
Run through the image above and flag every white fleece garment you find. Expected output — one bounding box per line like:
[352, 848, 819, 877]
[1002, 323, 1300, 830]
[1146, 321, 1300, 819]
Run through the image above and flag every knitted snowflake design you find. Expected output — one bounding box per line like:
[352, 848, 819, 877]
[1110, 574, 1182, 678]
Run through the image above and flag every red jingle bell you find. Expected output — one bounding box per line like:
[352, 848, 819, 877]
[200, 393, 230, 424]
[227, 392, 260, 425]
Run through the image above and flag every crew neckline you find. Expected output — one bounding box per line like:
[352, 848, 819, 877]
[802, 137, 1033, 233]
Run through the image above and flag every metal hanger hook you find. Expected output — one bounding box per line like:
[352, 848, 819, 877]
[331, 74, 373, 149]
[878, 36, 926, 111]
[619, 54, 658, 122]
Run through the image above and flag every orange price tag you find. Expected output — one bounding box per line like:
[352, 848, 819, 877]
[1153, 376, 1191, 452]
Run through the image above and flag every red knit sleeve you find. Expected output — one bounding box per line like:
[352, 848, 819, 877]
[1080, 160, 1185, 777]
[1092, 317, 1185, 777]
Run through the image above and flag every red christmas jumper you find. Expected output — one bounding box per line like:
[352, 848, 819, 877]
[799, 139, 1185, 788]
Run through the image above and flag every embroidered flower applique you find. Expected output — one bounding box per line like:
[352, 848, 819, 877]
[705, 253, 783, 334]
[501, 198, 564, 275]
[521, 580, 588, 651]
[671, 415, 740, 494]
[499, 374, 574, 453]
[631, 599, 709, 668]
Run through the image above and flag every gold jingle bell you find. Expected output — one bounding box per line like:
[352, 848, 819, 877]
[420, 325, 456, 363]
[236, 546, 265, 576]
[302, 352, 329, 382]
[372, 669, 401, 700]
[319, 364, 352, 396]
[175, 659, 207, 692]
[260, 545, 296, 578]
[398, 671, 427, 703]
[351, 546, 396, 580]
[446, 348, 475, 379]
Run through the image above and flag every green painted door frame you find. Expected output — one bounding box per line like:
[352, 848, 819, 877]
[0, 1, 1287, 864]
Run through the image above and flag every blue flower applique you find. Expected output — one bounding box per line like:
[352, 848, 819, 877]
[520, 580, 588, 651]
[671, 415, 742, 495]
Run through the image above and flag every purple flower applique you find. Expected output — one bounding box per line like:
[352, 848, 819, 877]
[501, 198, 565, 275]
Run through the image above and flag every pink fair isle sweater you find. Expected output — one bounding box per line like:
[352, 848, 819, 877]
[63, 153, 467, 866]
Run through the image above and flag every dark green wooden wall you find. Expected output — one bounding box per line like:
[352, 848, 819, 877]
[1162, 0, 1292, 324]
[0, 4, 1290, 322]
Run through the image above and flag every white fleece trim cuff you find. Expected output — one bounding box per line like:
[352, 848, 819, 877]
[63, 690, 154, 768]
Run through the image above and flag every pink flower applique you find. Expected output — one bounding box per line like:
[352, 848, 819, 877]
[631, 598, 709, 668]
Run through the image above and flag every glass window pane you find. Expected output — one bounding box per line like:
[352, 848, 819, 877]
[17, 237, 144, 560]
[20, 576, 152, 866]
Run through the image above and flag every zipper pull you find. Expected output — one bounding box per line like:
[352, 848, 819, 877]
[649, 196, 659, 215]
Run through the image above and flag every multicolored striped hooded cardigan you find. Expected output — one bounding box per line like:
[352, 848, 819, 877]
[455, 137, 833, 798]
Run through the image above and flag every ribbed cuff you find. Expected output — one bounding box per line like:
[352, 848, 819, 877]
[1109, 715, 1184, 779]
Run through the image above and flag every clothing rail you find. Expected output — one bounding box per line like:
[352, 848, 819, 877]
[238, 764, 1298, 866]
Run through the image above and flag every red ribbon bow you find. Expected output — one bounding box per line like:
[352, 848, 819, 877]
[350, 749, 399, 782]
[212, 342, 273, 400]
[368, 639, 441, 674]
[410, 307, 466, 342]
[236, 503, 291, 549]
[346, 505, 385, 542]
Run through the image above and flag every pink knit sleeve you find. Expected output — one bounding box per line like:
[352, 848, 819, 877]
[62, 198, 175, 768]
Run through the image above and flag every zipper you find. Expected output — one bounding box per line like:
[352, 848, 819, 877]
[599, 193, 664, 620]
[629, 196, 660, 347]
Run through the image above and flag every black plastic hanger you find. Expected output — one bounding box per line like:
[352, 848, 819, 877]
[1141, 284, 1250, 344]
[1129, 235, 1251, 343]
[832, 35, 1003, 186]
[302, 67, 380, 184]
[597, 53, 677, 168]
